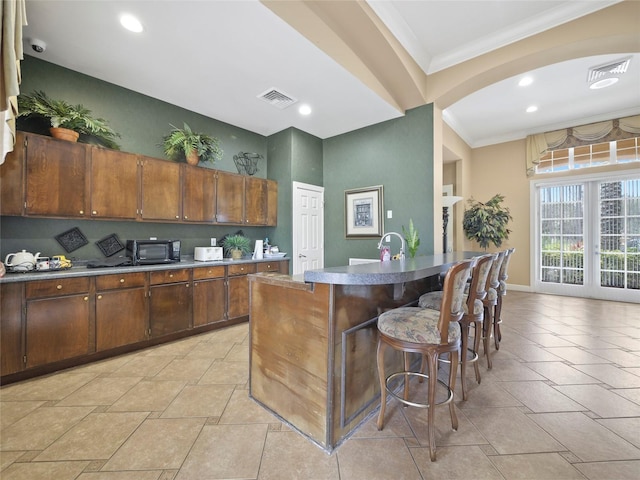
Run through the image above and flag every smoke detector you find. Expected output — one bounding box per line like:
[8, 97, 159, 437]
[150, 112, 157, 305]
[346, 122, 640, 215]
[587, 57, 631, 89]
[257, 88, 297, 109]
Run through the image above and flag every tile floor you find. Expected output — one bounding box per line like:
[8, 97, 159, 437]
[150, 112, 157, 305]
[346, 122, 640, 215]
[1, 291, 640, 479]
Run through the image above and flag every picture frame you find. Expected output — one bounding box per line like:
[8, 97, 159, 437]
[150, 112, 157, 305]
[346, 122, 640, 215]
[345, 185, 384, 238]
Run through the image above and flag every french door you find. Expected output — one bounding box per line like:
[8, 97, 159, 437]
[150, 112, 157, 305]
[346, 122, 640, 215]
[534, 172, 640, 302]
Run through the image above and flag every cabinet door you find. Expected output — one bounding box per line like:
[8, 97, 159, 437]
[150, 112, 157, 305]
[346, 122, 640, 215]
[140, 156, 181, 221]
[90, 148, 138, 219]
[227, 276, 250, 320]
[25, 134, 88, 217]
[183, 164, 216, 222]
[96, 287, 147, 351]
[1, 283, 24, 375]
[245, 177, 268, 225]
[26, 294, 92, 368]
[0, 131, 25, 216]
[215, 170, 244, 224]
[149, 282, 192, 337]
[193, 278, 226, 327]
[266, 179, 278, 226]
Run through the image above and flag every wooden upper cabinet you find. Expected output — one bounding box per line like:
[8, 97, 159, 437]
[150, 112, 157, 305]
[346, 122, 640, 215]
[216, 170, 244, 224]
[266, 179, 278, 226]
[182, 164, 216, 223]
[0, 132, 25, 216]
[90, 148, 138, 219]
[245, 177, 268, 225]
[25, 134, 89, 217]
[140, 156, 182, 221]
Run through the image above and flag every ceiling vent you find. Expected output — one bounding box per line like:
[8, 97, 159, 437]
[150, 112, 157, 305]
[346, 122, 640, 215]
[587, 57, 631, 88]
[257, 88, 297, 110]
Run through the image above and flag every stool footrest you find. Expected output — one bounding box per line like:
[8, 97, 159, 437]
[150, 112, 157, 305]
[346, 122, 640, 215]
[385, 372, 454, 409]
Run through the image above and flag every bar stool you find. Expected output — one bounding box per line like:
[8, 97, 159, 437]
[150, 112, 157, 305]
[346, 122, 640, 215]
[418, 253, 496, 400]
[376, 259, 472, 461]
[481, 250, 505, 369]
[493, 247, 515, 350]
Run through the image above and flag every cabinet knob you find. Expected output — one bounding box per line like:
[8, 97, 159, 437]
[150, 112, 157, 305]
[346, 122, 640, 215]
[186, 283, 189, 288]
[184, 216, 188, 220]
[92, 210, 97, 215]
[98, 295, 103, 300]
[56, 284, 63, 290]
[169, 274, 174, 278]
[120, 278, 125, 283]
[175, 215, 179, 219]
[79, 210, 84, 215]
[83, 296, 88, 301]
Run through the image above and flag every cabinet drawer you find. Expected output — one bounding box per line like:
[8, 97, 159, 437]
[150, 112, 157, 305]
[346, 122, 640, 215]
[257, 262, 281, 273]
[228, 263, 257, 276]
[193, 266, 225, 280]
[150, 268, 191, 285]
[26, 277, 90, 299]
[96, 272, 147, 291]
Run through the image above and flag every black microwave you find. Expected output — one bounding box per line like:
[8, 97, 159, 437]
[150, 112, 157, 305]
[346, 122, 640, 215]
[126, 239, 181, 265]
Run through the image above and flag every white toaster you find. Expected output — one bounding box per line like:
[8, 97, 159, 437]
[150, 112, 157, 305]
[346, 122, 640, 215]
[194, 246, 223, 261]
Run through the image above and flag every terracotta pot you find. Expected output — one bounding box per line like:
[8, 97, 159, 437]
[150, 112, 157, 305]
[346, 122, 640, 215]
[50, 127, 80, 142]
[231, 249, 243, 260]
[186, 151, 200, 166]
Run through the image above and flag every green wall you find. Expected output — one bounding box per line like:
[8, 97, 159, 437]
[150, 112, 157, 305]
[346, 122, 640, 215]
[323, 105, 434, 267]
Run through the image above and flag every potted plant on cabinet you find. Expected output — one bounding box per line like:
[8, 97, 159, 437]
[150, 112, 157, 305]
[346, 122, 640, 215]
[161, 122, 223, 166]
[462, 194, 513, 250]
[222, 234, 251, 260]
[17, 90, 121, 148]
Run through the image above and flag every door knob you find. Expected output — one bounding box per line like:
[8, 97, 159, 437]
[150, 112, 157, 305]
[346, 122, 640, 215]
[299, 253, 306, 258]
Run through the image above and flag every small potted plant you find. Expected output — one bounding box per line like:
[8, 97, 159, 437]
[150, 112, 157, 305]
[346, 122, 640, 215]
[402, 218, 420, 258]
[161, 122, 223, 166]
[17, 90, 121, 148]
[462, 194, 512, 250]
[222, 234, 251, 260]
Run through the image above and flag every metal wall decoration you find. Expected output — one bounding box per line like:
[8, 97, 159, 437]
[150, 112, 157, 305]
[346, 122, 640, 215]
[233, 152, 263, 176]
[55, 227, 89, 253]
[344, 185, 384, 238]
[95, 234, 125, 257]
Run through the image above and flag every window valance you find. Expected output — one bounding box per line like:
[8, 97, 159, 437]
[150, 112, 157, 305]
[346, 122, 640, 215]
[526, 115, 640, 176]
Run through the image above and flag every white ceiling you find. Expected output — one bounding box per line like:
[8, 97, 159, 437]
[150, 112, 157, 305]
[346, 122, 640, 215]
[21, 0, 640, 150]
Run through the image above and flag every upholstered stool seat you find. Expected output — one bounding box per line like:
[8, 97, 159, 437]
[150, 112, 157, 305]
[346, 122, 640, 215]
[376, 260, 472, 461]
[493, 247, 515, 349]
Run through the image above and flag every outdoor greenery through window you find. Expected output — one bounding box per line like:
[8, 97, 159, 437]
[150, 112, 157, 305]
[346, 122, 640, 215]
[537, 137, 639, 173]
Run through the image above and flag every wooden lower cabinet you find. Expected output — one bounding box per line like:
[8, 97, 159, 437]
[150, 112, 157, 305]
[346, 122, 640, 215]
[193, 266, 226, 327]
[95, 272, 148, 351]
[25, 278, 93, 368]
[1, 283, 24, 375]
[149, 269, 192, 337]
[227, 263, 256, 320]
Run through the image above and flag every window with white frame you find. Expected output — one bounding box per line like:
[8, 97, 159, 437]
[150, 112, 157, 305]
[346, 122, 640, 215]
[537, 137, 639, 174]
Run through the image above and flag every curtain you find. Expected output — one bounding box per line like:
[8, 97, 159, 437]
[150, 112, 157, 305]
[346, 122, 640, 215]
[1, 0, 27, 165]
[620, 115, 640, 134]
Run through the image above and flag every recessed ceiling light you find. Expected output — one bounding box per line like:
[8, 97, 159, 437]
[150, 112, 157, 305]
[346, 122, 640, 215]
[120, 14, 143, 33]
[526, 105, 538, 113]
[590, 77, 619, 89]
[298, 104, 312, 116]
[518, 76, 533, 87]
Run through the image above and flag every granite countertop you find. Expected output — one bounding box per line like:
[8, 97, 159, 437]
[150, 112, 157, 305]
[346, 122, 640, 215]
[0, 256, 289, 284]
[303, 252, 478, 286]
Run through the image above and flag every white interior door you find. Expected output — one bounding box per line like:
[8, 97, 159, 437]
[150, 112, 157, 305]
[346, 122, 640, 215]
[292, 181, 324, 275]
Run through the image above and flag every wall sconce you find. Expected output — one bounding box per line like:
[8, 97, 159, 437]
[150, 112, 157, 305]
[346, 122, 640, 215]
[442, 195, 463, 254]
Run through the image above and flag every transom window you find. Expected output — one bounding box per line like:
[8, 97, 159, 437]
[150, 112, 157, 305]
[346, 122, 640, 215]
[537, 137, 639, 173]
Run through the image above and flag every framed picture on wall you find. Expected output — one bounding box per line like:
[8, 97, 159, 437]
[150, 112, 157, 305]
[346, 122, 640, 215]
[345, 185, 384, 238]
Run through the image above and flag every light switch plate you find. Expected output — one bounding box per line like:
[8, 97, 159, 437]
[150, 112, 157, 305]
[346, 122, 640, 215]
[387, 210, 392, 219]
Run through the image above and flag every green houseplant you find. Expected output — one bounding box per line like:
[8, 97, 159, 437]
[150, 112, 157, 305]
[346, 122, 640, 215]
[161, 122, 223, 166]
[462, 194, 512, 250]
[402, 218, 420, 258]
[17, 90, 121, 149]
[222, 234, 251, 260]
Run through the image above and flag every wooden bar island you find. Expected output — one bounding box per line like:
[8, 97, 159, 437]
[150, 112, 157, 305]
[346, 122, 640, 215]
[248, 252, 476, 452]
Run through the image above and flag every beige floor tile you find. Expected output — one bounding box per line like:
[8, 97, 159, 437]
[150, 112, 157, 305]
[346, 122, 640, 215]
[0, 401, 45, 428]
[107, 380, 185, 412]
[525, 334, 577, 348]
[0, 450, 24, 471]
[596, 336, 640, 350]
[403, 404, 488, 447]
[153, 357, 215, 382]
[560, 335, 625, 349]
[185, 341, 235, 359]
[161, 384, 234, 418]
[499, 381, 586, 412]
[457, 380, 523, 409]
[526, 362, 599, 385]
[538, 325, 588, 336]
[555, 384, 640, 417]
[198, 359, 248, 385]
[481, 360, 546, 382]
[77, 472, 162, 480]
[1, 406, 94, 451]
[613, 387, 640, 404]
[206, 323, 248, 344]
[74, 354, 139, 375]
[463, 407, 564, 454]
[574, 460, 640, 480]
[258, 430, 339, 480]
[175, 424, 267, 480]
[596, 417, 640, 448]
[588, 348, 640, 367]
[491, 452, 585, 479]
[34, 412, 149, 461]
[0, 372, 98, 401]
[224, 343, 249, 362]
[220, 389, 279, 424]
[102, 418, 204, 471]
[56, 376, 143, 406]
[352, 402, 414, 439]
[501, 344, 565, 362]
[108, 355, 175, 377]
[0, 460, 89, 479]
[337, 437, 422, 480]
[545, 347, 614, 364]
[531, 412, 640, 462]
[412, 445, 503, 479]
[142, 337, 202, 357]
[573, 363, 640, 388]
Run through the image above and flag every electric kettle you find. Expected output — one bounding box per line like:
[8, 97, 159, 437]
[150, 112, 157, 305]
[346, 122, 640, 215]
[4, 250, 41, 272]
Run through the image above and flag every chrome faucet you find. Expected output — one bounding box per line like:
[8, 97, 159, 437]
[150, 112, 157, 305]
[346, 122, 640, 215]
[377, 232, 406, 260]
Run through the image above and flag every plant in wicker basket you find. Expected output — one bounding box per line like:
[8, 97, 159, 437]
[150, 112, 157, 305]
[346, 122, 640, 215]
[462, 194, 512, 250]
